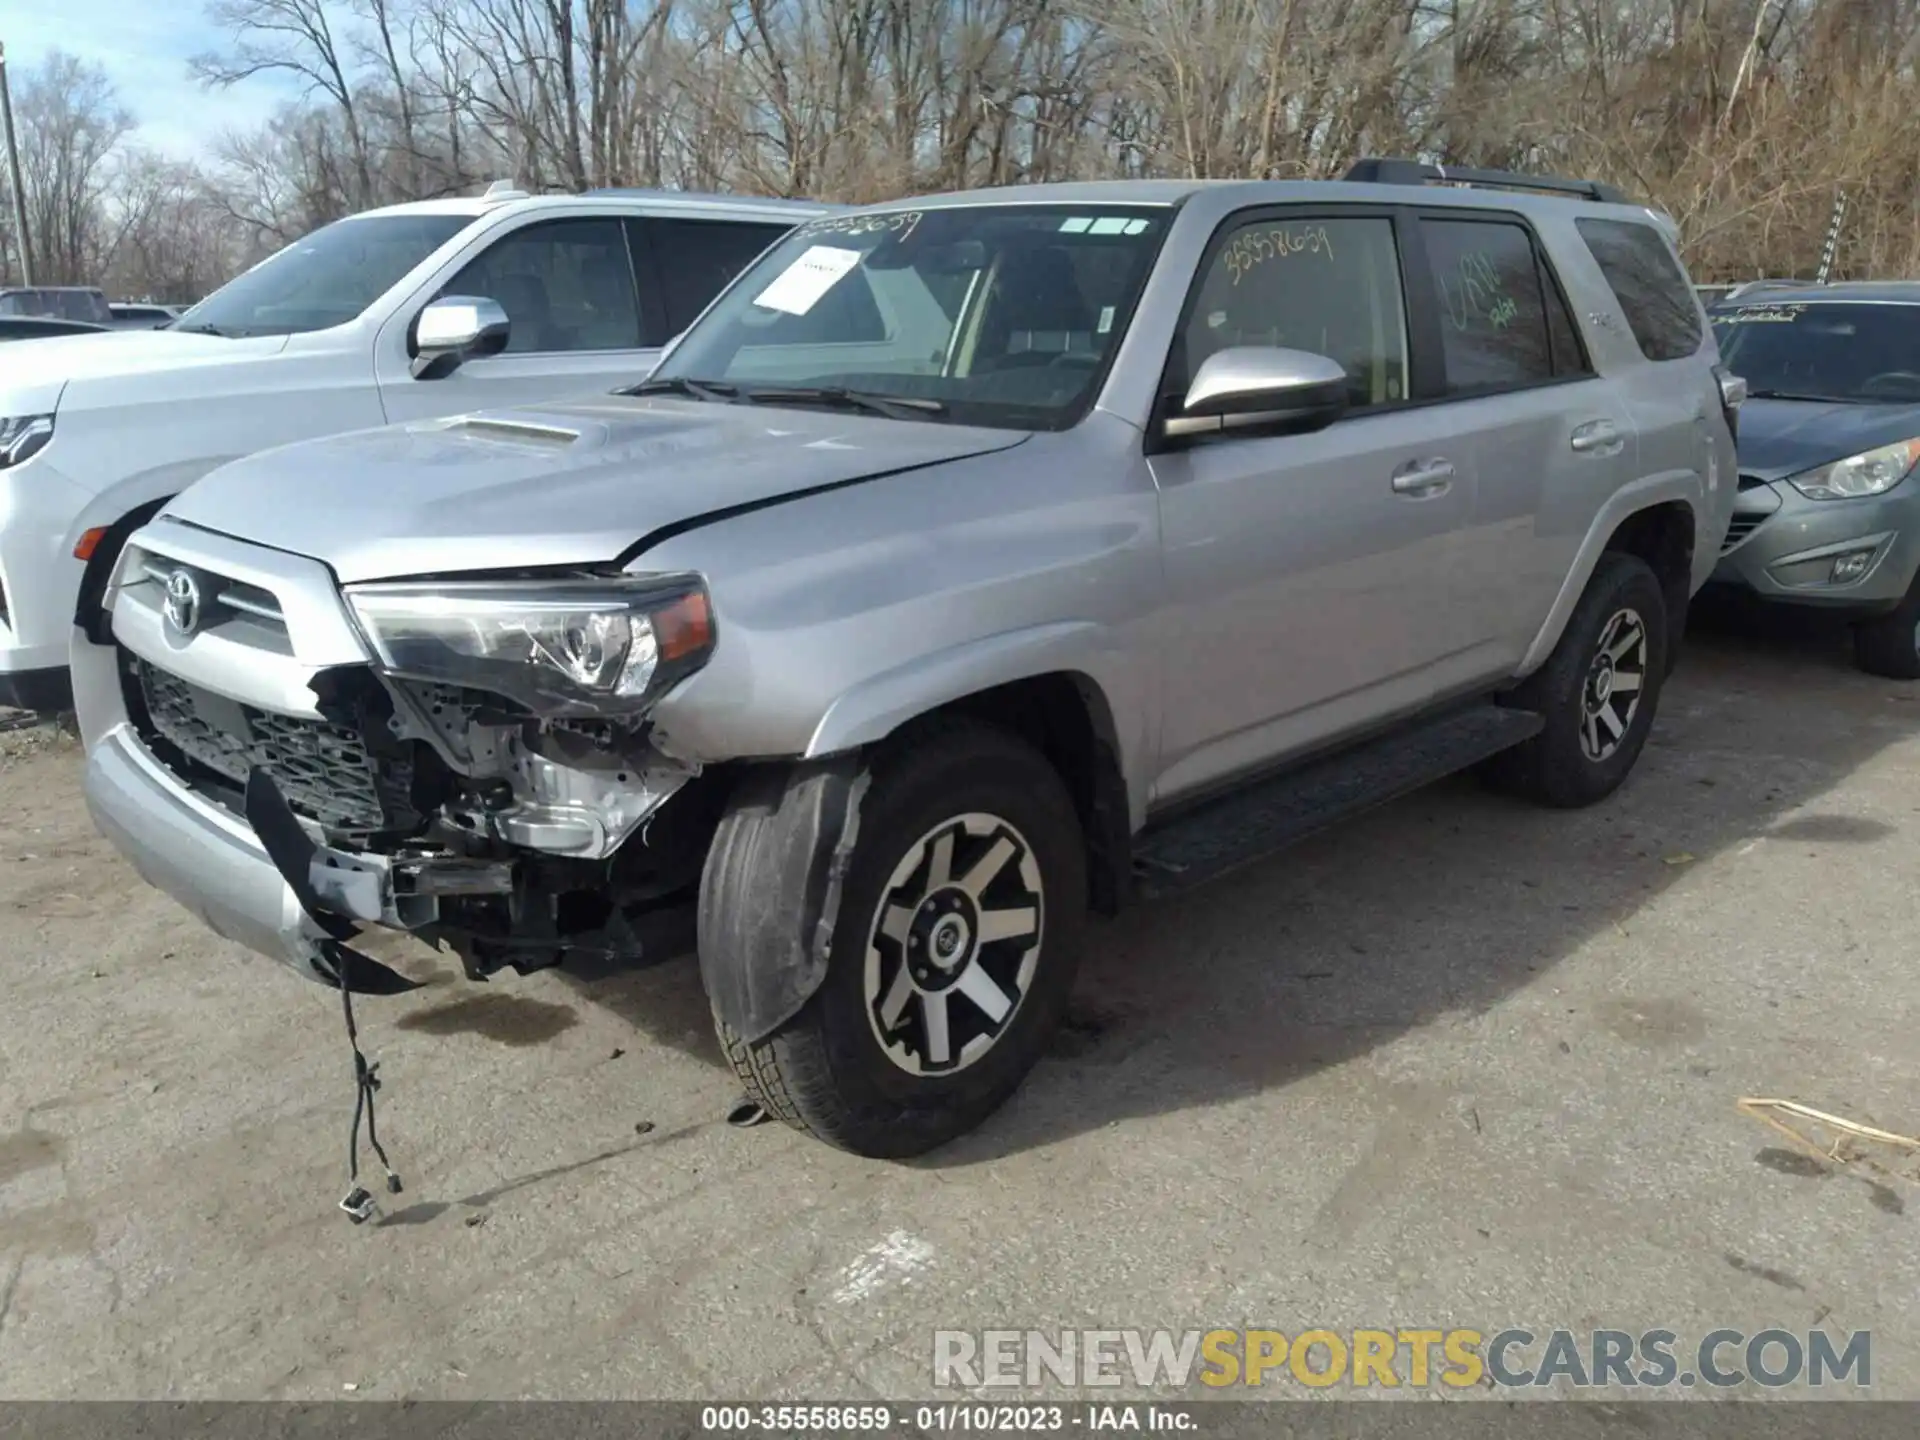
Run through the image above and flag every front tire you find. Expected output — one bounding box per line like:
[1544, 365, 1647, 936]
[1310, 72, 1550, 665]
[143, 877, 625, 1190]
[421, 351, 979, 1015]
[1852, 570, 1920, 679]
[1485, 552, 1669, 808]
[711, 721, 1086, 1158]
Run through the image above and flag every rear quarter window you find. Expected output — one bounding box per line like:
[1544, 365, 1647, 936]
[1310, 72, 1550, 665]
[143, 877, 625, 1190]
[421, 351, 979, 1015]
[1576, 217, 1702, 361]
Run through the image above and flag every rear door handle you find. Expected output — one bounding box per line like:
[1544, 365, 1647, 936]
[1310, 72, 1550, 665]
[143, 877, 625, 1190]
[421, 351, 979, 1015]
[1571, 419, 1623, 455]
[1390, 458, 1456, 496]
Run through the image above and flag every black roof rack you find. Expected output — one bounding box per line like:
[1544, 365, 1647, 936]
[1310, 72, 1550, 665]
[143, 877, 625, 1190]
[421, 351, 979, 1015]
[1342, 158, 1631, 206]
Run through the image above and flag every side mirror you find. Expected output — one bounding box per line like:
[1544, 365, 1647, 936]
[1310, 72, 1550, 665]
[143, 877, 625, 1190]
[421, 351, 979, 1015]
[1164, 346, 1351, 440]
[412, 295, 510, 380]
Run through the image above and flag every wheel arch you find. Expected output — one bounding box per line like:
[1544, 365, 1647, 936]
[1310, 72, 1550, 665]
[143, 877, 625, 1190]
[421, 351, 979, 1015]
[72, 494, 174, 642]
[1517, 482, 1700, 678]
[1603, 499, 1696, 665]
[68, 456, 239, 643]
[804, 629, 1137, 917]
[702, 648, 1133, 1047]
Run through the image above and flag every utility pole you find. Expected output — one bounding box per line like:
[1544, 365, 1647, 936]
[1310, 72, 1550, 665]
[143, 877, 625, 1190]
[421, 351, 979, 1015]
[0, 41, 31, 286]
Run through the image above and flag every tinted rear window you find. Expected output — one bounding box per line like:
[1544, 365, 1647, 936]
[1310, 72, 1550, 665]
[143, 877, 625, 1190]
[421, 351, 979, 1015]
[1576, 218, 1701, 361]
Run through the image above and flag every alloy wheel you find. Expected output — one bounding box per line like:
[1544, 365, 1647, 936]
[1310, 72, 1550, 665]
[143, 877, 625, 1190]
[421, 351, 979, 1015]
[863, 812, 1045, 1077]
[1580, 607, 1648, 762]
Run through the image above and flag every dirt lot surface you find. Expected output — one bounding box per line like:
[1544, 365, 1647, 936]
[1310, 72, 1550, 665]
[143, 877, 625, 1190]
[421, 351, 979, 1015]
[0, 614, 1916, 1401]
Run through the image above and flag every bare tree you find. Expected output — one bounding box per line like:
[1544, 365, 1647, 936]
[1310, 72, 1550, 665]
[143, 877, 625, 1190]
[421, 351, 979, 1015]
[195, 0, 376, 206]
[99, 149, 248, 301]
[14, 0, 1920, 300]
[1, 52, 136, 285]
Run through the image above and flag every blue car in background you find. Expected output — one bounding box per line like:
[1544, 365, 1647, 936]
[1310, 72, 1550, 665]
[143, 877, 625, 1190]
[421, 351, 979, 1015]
[1711, 282, 1920, 676]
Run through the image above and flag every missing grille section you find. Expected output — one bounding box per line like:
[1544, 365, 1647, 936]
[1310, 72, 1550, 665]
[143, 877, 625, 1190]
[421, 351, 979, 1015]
[135, 659, 387, 833]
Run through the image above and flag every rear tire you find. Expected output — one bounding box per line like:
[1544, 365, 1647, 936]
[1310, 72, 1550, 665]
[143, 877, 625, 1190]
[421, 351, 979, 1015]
[1852, 572, 1920, 679]
[711, 720, 1086, 1158]
[1484, 552, 1669, 808]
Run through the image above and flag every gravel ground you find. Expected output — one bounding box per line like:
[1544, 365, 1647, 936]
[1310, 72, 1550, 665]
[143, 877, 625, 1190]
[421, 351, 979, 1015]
[0, 611, 1916, 1402]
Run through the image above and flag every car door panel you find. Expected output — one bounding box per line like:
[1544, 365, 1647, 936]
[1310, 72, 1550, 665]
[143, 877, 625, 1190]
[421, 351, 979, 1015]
[1454, 379, 1638, 670]
[1145, 208, 1483, 807]
[1149, 405, 1483, 804]
[1413, 212, 1643, 677]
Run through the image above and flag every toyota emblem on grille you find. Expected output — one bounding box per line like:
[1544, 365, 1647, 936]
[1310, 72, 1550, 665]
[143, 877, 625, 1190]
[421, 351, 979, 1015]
[162, 568, 203, 636]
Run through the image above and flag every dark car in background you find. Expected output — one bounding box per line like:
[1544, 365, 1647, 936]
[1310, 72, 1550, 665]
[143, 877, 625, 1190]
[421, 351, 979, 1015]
[0, 286, 114, 326]
[1711, 282, 1920, 676]
[0, 316, 108, 341]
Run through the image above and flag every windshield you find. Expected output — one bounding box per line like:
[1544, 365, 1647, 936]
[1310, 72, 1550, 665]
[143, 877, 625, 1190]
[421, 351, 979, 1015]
[650, 204, 1170, 429]
[174, 212, 470, 338]
[1713, 302, 1920, 403]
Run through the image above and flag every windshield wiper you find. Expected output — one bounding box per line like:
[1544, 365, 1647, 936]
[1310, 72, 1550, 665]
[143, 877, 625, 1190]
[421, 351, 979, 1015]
[622, 376, 741, 402]
[169, 321, 232, 337]
[1746, 388, 1858, 404]
[737, 385, 947, 420]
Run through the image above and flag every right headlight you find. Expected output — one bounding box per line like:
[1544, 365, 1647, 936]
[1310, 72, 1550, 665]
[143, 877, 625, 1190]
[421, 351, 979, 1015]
[1787, 438, 1920, 501]
[346, 574, 715, 720]
[0, 414, 55, 468]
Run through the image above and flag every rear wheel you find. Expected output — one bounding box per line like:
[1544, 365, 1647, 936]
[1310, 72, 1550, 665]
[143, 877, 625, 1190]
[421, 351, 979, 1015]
[1852, 570, 1920, 679]
[1484, 552, 1669, 808]
[713, 721, 1086, 1158]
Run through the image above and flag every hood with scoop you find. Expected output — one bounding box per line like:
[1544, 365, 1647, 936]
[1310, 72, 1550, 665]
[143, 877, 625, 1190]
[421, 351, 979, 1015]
[162, 395, 1029, 583]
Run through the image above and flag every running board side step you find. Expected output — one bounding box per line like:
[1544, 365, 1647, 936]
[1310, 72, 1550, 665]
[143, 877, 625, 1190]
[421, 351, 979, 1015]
[1132, 705, 1544, 899]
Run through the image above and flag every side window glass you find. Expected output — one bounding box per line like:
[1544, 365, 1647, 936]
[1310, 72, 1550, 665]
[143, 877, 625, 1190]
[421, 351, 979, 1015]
[1422, 219, 1555, 393]
[1180, 215, 1408, 410]
[444, 218, 640, 354]
[646, 218, 795, 340]
[1576, 217, 1702, 361]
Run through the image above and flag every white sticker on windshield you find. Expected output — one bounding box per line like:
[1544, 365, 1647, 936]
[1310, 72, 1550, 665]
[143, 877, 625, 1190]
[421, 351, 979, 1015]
[1089, 217, 1130, 235]
[1058, 217, 1093, 233]
[752, 245, 862, 316]
[1123, 218, 1149, 235]
[1098, 306, 1115, 335]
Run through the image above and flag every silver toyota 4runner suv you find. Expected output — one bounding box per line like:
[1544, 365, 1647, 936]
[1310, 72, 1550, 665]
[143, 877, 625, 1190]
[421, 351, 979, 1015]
[78, 161, 1739, 1182]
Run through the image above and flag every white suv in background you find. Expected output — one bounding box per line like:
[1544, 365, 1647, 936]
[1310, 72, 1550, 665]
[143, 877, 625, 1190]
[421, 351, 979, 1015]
[0, 183, 833, 712]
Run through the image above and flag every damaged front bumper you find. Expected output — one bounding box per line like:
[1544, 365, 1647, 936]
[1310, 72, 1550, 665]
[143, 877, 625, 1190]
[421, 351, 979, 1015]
[82, 716, 434, 991]
[77, 522, 709, 986]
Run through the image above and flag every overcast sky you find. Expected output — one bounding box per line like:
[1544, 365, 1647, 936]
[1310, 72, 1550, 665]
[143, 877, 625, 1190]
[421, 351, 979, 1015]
[4, 1, 298, 160]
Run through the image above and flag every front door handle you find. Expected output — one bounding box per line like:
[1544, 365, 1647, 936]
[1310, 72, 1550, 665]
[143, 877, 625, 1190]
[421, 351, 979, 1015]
[1391, 458, 1456, 496]
[1571, 419, 1623, 455]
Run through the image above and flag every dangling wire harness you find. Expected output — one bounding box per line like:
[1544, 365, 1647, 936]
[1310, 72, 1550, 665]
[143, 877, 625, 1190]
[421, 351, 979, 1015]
[330, 941, 404, 1222]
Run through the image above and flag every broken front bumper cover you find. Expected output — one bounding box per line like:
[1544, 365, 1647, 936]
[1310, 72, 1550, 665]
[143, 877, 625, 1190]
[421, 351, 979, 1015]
[83, 721, 508, 994]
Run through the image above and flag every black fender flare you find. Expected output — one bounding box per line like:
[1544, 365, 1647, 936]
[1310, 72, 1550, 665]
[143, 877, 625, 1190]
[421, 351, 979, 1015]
[698, 754, 869, 1044]
[74, 496, 171, 643]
